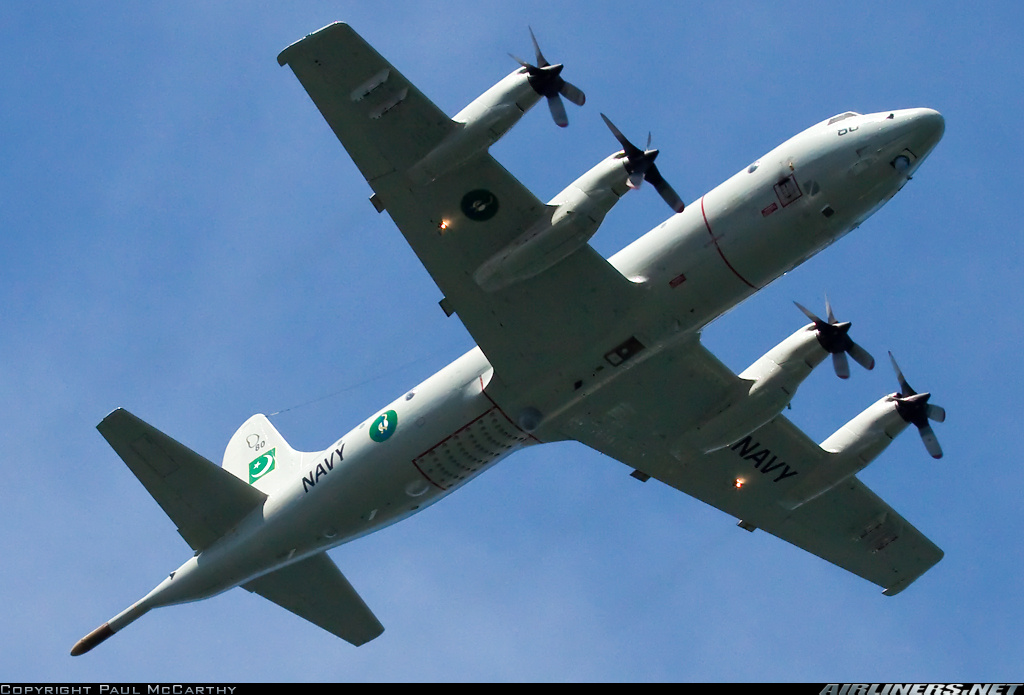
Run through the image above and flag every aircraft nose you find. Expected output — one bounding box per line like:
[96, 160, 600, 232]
[892, 108, 944, 159]
[907, 107, 945, 152]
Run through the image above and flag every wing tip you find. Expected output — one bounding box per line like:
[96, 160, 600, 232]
[882, 546, 945, 596]
[277, 21, 352, 66]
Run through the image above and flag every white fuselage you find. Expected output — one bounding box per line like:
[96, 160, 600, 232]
[138, 108, 945, 614]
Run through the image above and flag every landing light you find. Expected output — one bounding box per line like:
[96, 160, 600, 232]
[733, 478, 745, 489]
[438, 220, 450, 231]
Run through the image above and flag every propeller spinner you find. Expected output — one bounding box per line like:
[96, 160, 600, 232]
[794, 297, 875, 379]
[601, 113, 686, 213]
[889, 352, 946, 459]
[510, 28, 586, 128]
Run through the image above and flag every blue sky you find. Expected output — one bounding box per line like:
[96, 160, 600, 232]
[2, 0, 1022, 683]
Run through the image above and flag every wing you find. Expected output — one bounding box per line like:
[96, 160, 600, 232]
[278, 23, 640, 388]
[551, 338, 943, 596]
[97, 408, 267, 552]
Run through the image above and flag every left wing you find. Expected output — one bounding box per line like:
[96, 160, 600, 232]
[278, 23, 640, 390]
[551, 338, 943, 596]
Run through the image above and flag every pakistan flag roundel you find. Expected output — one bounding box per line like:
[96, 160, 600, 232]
[370, 410, 398, 443]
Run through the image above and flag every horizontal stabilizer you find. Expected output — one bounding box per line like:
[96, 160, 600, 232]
[97, 408, 266, 551]
[243, 552, 384, 646]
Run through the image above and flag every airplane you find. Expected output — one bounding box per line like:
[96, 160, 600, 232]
[71, 22, 946, 656]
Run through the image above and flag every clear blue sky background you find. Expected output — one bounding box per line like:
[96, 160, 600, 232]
[2, 1, 1021, 683]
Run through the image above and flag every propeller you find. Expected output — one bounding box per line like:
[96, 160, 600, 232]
[889, 352, 946, 459]
[794, 297, 875, 379]
[600, 113, 686, 213]
[510, 28, 586, 128]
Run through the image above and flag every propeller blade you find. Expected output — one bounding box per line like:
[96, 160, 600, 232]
[794, 301, 825, 326]
[926, 403, 947, 423]
[601, 113, 643, 158]
[528, 27, 549, 67]
[832, 351, 851, 380]
[847, 341, 876, 371]
[559, 81, 586, 106]
[644, 164, 686, 213]
[509, 53, 530, 69]
[547, 94, 568, 128]
[889, 352, 914, 396]
[918, 424, 944, 459]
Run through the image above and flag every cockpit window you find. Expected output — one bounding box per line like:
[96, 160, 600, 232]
[827, 112, 861, 125]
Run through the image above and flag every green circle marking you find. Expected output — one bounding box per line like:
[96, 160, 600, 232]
[370, 410, 398, 443]
[460, 189, 499, 221]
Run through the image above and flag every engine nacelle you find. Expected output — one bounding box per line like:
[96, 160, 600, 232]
[473, 154, 632, 291]
[779, 395, 910, 510]
[409, 69, 540, 184]
[692, 324, 832, 452]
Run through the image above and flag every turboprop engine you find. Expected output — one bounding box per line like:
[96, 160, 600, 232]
[693, 300, 875, 452]
[780, 353, 946, 510]
[474, 115, 685, 291]
[409, 29, 585, 184]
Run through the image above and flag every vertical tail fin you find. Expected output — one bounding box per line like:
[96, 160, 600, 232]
[222, 414, 302, 494]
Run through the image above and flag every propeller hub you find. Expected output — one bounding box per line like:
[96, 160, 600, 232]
[889, 352, 945, 459]
[512, 30, 584, 127]
[600, 114, 685, 213]
[794, 300, 874, 378]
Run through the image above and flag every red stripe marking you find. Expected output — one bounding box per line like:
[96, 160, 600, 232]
[700, 195, 756, 290]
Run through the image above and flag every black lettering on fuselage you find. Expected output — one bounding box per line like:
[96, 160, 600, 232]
[730, 436, 799, 483]
[302, 443, 345, 493]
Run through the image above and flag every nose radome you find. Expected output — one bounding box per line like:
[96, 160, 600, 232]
[911, 107, 945, 140]
[902, 108, 945, 154]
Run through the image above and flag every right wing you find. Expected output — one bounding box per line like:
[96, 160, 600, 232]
[553, 338, 943, 596]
